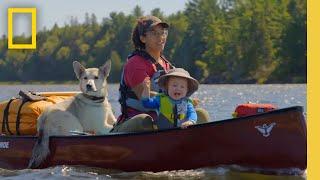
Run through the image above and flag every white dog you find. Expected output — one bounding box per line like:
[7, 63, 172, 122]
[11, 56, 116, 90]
[28, 60, 116, 168]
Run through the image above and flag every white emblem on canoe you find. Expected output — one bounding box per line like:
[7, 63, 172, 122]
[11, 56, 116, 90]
[0, 141, 9, 149]
[255, 123, 276, 137]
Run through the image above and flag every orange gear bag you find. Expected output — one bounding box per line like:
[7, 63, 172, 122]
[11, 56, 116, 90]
[232, 103, 277, 118]
[0, 91, 74, 135]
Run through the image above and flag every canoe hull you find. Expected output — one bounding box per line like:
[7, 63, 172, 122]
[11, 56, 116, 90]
[0, 106, 306, 172]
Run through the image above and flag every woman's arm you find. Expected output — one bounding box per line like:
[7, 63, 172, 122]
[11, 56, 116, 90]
[132, 82, 146, 100]
[141, 79, 151, 99]
[131, 82, 159, 99]
[124, 58, 152, 100]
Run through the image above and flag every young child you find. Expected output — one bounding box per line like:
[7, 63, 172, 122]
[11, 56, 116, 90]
[141, 68, 199, 129]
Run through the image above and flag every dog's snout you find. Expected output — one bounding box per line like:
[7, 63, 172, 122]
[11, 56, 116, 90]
[86, 84, 92, 90]
[85, 79, 97, 92]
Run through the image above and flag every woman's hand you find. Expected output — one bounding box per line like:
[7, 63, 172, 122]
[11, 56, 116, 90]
[150, 91, 158, 97]
[181, 120, 195, 128]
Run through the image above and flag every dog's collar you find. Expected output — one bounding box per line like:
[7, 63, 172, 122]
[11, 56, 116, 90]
[82, 94, 105, 102]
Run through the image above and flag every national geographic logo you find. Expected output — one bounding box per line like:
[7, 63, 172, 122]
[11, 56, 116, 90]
[7, 8, 37, 49]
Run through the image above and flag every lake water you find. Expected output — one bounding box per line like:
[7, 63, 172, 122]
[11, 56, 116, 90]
[0, 84, 306, 179]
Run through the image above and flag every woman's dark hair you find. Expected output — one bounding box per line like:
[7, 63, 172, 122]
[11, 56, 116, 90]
[132, 24, 145, 50]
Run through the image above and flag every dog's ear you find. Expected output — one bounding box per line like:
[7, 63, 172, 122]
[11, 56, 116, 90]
[99, 60, 111, 78]
[73, 61, 86, 79]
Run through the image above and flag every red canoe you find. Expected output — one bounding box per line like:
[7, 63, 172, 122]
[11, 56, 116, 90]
[0, 106, 306, 173]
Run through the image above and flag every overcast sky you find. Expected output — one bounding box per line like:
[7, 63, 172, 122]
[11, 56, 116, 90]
[0, 0, 190, 36]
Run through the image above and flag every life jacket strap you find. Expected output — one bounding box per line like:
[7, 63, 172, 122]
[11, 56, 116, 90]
[2, 98, 16, 135]
[173, 104, 178, 127]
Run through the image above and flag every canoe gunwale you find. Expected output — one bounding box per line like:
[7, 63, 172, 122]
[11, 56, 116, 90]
[0, 106, 305, 139]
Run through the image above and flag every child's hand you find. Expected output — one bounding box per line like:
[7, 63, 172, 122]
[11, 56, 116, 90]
[181, 120, 195, 128]
[141, 78, 151, 98]
[192, 98, 200, 107]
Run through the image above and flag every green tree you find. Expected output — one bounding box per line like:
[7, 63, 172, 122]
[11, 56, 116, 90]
[132, 5, 144, 18]
[39, 35, 60, 57]
[270, 0, 306, 83]
[151, 8, 164, 20]
[56, 46, 71, 60]
[108, 51, 122, 82]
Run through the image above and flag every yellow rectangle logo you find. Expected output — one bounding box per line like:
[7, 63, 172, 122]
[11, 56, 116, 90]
[8, 8, 37, 49]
